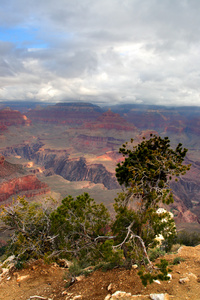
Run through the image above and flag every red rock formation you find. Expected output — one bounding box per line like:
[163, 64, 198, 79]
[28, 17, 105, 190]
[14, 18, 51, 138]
[0, 155, 50, 202]
[26, 103, 102, 125]
[171, 195, 198, 224]
[0, 108, 31, 128]
[82, 110, 138, 131]
[0, 175, 50, 202]
[0, 158, 23, 178]
[0, 125, 7, 131]
[0, 155, 5, 165]
[73, 135, 124, 152]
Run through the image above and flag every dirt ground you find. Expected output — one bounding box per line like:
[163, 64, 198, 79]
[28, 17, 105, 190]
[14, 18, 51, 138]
[1, 245, 200, 300]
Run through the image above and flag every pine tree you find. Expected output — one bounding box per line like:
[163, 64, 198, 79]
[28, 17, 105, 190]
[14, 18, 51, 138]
[113, 135, 190, 266]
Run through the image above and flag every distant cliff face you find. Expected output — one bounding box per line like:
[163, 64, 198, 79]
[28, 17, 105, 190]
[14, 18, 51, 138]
[110, 106, 200, 136]
[72, 135, 124, 153]
[50, 157, 119, 189]
[0, 175, 50, 202]
[82, 110, 138, 131]
[0, 108, 31, 130]
[26, 102, 103, 125]
[0, 155, 50, 202]
[0, 156, 25, 178]
[2, 143, 119, 190]
[170, 194, 198, 224]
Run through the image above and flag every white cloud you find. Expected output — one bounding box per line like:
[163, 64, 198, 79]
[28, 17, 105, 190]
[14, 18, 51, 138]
[0, 0, 200, 105]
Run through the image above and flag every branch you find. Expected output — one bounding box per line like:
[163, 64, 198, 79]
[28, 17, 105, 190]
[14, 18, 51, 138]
[113, 221, 134, 250]
[130, 233, 153, 267]
[113, 221, 153, 269]
[94, 235, 116, 242]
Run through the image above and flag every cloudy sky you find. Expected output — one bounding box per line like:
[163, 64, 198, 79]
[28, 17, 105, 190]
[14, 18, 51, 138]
[0, 0, 200, 106]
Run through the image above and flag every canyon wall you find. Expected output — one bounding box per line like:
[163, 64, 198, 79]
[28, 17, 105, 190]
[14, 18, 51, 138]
[0, 155, 50, 202]
[82, 110, 138, 131]
[2, 143, 119, 190]
[26, 102, 103, 125]
[0, 108, 31, 129]
[0, 175, 50, 202]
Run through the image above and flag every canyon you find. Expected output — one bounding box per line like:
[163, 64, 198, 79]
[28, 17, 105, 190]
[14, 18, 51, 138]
[0, 102, 200, 230]
[0, 108, 31, 131]
[26, 102, 103, 125]
[0, 155, 50, 203]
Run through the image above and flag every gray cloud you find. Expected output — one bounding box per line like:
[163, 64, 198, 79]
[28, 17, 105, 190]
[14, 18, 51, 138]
[0, 0, 200, 105]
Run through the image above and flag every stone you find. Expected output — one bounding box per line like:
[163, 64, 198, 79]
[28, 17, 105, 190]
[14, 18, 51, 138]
[108, 291, 132, 299]
[76, 275, 84, 282]
[107, 283, 113, 291]
[167, 273, 172, 280]
[104, 291, 152, 300]
[179, 277, 189, 284]
[62, 291, 68, 295]
[188, 272, 198, 280]
[132, 264, 138, 269]
[153, 279, 161, 284]
[0, 174, 50, 202]
[58, 259, 73, 268]
[65, 293, 73, 300]
[16, 275, 30, 282]
[150, 293, 170, 300]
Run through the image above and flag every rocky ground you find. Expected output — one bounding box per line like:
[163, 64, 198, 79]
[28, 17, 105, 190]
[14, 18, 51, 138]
[1, 245, 200, 300]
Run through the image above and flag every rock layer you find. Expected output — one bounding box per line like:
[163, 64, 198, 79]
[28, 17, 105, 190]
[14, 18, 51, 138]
[0, 175, 50, 202]
[0, 155, 50, 202]
[26, 102, 102, 125]
[82, 109, 138, 131]
[2, 143, 119, 190]
[0, 108, 31, 129]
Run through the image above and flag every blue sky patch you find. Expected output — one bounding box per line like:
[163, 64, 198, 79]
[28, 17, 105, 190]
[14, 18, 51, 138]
[0, 27, 48, 49]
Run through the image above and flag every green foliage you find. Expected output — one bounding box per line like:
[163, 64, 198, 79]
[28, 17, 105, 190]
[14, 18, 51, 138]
[0, 244, 6, 258]
[68, 260, 88, 278]
[138, 259, 171, 287]
[0, 197, 54, 262]
[116, 135, 189, 207]
[15, 260, 24, 270]
[172, 256, 185, 265]
[0, 193, 115, 268]
[175, 230, 200, 247]
[99, 239, 123, 266]
[113, 135, 188, 269]
[50, 193, 112, 263]
[148, 247, 166, 262]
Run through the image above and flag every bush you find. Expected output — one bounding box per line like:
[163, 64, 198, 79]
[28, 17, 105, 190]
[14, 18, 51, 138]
[172, 257, 185, 265]
[50, 193, 112, 263]
[148, 247, 166, 262]
[0, 244, 6, 258]
[175, 231, 200, 247]
[0, 197, 55, 262]
[138, 259, 171, 287]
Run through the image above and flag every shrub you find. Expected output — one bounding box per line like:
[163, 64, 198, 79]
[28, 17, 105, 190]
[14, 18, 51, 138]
[172, 256, 185, 265]
[0, 197, 55, 262]
[148, 247, 166, 262]
[175, 231, 200, 247]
